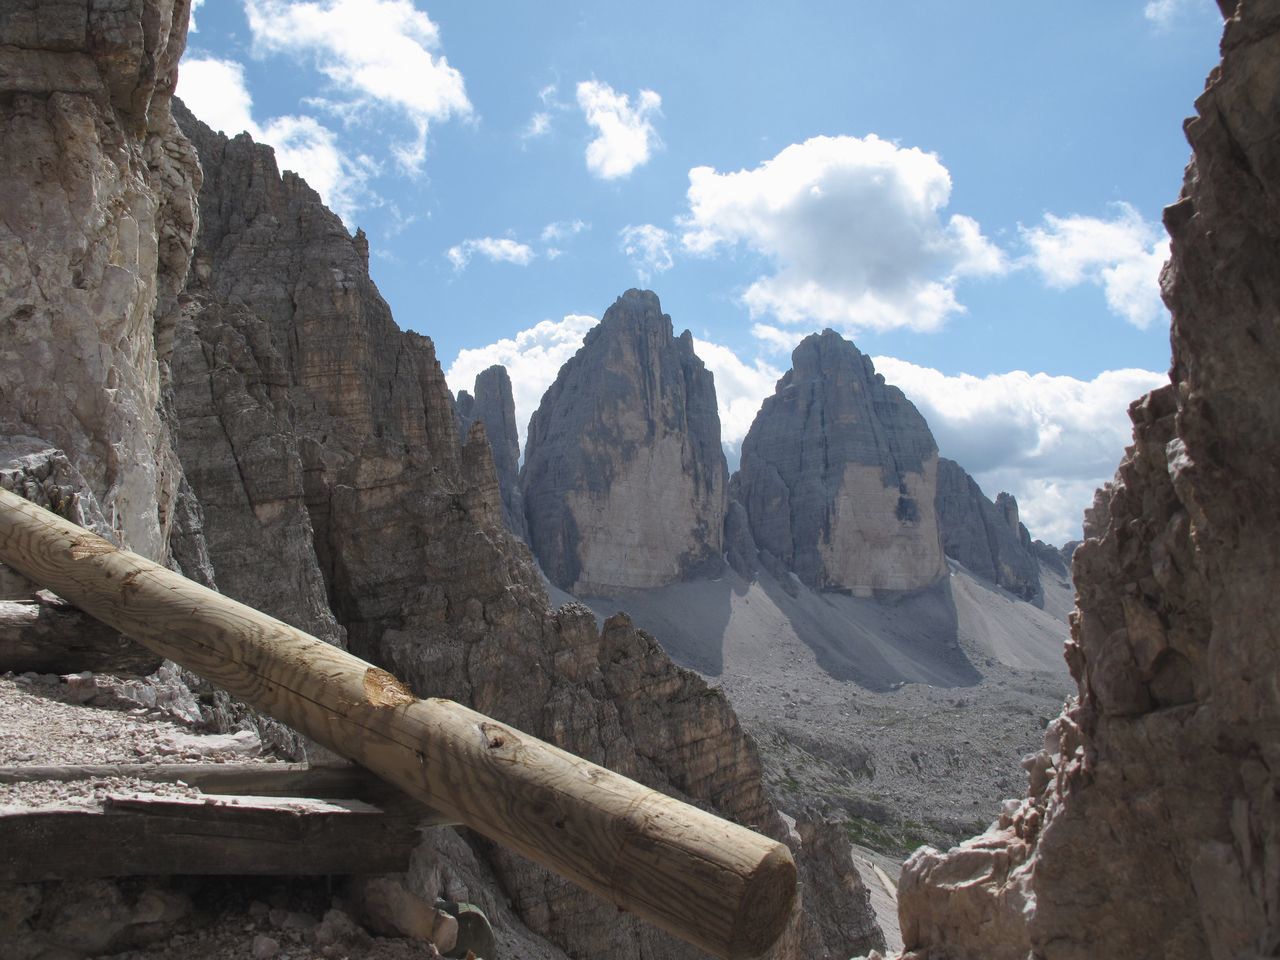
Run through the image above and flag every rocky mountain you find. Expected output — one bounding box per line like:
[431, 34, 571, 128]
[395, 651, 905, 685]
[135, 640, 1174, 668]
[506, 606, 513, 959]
[893, 3, 1280, 957]
[456, 365, 528, 542]
[521, 289, 728, 595]
[935, 458, 1042, 603]
[733, 330, 946, 597]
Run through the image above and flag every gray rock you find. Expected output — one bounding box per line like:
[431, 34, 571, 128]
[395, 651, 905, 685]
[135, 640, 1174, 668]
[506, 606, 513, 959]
[0, 0, 199, 563]
[934, 458, 1043, 603]
[897, 4, 1280, 957]
[456, 365, 529, 542]
[521, 289, 728, 594]
[736, 330, 946, 596]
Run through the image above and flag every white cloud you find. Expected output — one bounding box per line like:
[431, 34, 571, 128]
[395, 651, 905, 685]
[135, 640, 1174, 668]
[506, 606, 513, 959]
[576, 80, 662, 179]
[871, 357, 1166, 543]
[1021, 203, 1170, 329]
[524, 112, 552, 140]
[244, 0, 471, 175]
[680, 134, 1006, 335]
[445, 236, 535, 271]
[619, 224, 675, 282]
[541, 220, 588, 243]
[446, 315, 599, 443]
[190, 0, 205, 31]
[177, 56, 369, 224]
[1144, 0, 1193, 25]
[690, 339, 782, 453]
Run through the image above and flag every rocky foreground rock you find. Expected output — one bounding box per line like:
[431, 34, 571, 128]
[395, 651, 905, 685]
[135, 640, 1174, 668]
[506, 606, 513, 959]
[890, 3, 1280, 957]
[521, 289, 728, 594]
[733, 330, 946, 596]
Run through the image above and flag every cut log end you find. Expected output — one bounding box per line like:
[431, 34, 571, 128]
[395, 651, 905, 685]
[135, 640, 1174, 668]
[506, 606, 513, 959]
[728, 842, 798, 960]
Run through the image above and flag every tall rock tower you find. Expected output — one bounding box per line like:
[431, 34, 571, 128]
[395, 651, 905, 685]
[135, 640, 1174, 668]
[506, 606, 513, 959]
[521, 290, 728, 594]
[736, 329, 946, 596]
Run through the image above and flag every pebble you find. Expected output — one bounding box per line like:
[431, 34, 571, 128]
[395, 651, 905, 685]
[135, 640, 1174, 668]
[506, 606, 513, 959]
[251, 934, 279, 959]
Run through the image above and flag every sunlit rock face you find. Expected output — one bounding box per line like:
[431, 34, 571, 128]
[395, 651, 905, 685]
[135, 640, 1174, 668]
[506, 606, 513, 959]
[0, 0, 199, 562]
[521, 289, 728, 595]
[894, 4, 1280, 958]
[736, 330, 946, 597]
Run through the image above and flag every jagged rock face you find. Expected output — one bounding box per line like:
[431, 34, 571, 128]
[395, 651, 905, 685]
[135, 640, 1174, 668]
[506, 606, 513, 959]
[0, 0, 200, 562]
[171, 110, 873, 959]
[737, 330, 946, 596]
[896, 5, 1280, 958]
[935, 458, 1042, 603]
[456, 365, 528, 541]
[521, 290, 728, 594]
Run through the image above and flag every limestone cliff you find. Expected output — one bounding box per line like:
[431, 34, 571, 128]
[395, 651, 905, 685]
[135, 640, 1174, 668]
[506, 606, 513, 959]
[934, 458, 1042, 603]
[735, 330, 946, 596]
[0, 0, 199, 563]
[521, 290, 728, 594]
[894, 4, 1280, 957]
[456, 365, 528, 542]
[170, 108, 876, 959]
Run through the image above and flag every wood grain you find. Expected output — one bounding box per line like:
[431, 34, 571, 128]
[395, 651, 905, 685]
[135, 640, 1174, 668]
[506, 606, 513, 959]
[0, 487, 796, 960]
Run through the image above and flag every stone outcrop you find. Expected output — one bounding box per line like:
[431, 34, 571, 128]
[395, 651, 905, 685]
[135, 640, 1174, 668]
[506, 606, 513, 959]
[735, 330, 946, 596]
[521, 290, 728, 594]
[893, 4, 1280, 957]
[169, 108, 876, 958]
[934, 458, 1042, 603]
[0, 0, 200, 563]
[456, 365, 528, 541]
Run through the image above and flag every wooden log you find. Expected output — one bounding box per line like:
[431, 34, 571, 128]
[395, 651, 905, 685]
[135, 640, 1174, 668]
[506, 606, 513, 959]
[0, 594, 162, 674]
[0, 792, 419, 882]
[0, 487, 796, 960]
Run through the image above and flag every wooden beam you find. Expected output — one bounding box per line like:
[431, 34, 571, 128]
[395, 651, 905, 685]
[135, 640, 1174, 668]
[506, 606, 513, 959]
[0, 792, 419, 882]
[0, 762, 456, 823]
[0, 595, 162, 674]
[0, 488, 796, 960]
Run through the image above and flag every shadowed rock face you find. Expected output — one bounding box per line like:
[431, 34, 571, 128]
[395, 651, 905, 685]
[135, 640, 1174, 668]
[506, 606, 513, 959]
[896, 4, 1280, 957]
[521, 290, 728, 594]
[0, 0, 199, 563]
[736, 330, 945, 597]
[935, 458, 1043, 604]
[168, 108, 876, 959]
[456, 365, 528, 542]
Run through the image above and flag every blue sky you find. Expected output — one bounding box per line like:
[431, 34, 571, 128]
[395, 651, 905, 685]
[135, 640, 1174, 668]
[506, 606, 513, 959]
[178, 0, 1224, 543]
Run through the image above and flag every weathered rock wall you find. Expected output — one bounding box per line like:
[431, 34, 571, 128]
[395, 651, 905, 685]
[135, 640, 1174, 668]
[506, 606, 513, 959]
[934, 458, 1042, 603]
[171, 108, 878, 959]
[456, 364, 528, 541]
[736, 330, 946, 597]
[0, 0, 200, 563]
[894, 4, 1280, 957]
[521, 290, 728, 594]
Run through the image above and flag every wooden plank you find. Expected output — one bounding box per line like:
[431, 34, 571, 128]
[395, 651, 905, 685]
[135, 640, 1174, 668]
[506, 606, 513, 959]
[0, 487, 796, 960]
[0, 762, 457, 824]
[0, 792, 418, 882]
[0, 595, 162, 674]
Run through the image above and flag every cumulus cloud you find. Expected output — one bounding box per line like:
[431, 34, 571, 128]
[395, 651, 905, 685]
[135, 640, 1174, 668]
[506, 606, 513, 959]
[244, 0, 471, 174]
[576, 80, 662, 179]
[190, 0, 205, 31]
[446, 314, 599, 442]
[178, 56, 370, 224]
[1021, 203, 1170, 329]
[871, 357, 1166, 543]
[619, 224, 675, 282]
[680, 135, 1006, 335]
[445, 236, 535, 271]
[690, 339, 782, 453]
